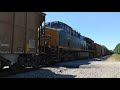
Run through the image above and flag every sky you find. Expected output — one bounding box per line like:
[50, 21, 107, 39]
[44, 12, 120, 50]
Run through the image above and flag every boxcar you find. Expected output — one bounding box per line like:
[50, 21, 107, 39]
[93, 43, 102, 57]
[0, 12, 45, 70]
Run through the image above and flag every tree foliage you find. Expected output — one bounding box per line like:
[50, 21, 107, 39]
[114, 43, 120, 54]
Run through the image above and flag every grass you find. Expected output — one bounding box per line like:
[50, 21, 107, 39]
[105, 54, 120, 61]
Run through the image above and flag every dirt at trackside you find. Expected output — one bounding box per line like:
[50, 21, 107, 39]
[7, 55, 120, 78]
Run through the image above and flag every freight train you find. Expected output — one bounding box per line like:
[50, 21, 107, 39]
[45, 21, 113, 61]
[0, 12, 113, 71]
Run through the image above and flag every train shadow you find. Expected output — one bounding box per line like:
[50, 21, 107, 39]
[54, 60, 92, 68]
[54, 55, 112, 69]
[0, 68, 76, 78]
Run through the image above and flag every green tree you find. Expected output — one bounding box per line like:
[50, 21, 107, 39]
[114, 43, 120, 54]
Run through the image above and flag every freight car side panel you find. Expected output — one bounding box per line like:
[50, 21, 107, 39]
[13, 27, 25, 53]
[13, 12, 26, 53]
[101, 47, 105, 56]
[0, 12, 43, 54]
[0, 12, 13, 53]
[94, 43, 102, 57]
[26, 29, 37, 53]
[12, 12, 41, 53]
[27, 12, 40, 30]
[26, 12, 40, 53]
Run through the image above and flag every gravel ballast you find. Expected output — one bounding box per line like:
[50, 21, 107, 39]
[6, 56, 120, 78]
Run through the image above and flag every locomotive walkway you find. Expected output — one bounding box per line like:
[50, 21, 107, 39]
[2, 55, 120, 78]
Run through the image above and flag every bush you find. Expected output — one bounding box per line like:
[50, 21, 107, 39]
[114, 43, 120, 54]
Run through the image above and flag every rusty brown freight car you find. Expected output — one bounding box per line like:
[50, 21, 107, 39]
[0, 12, 45, 70]
[93, 43, 102, 57]
[0, 12, 45, 54]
